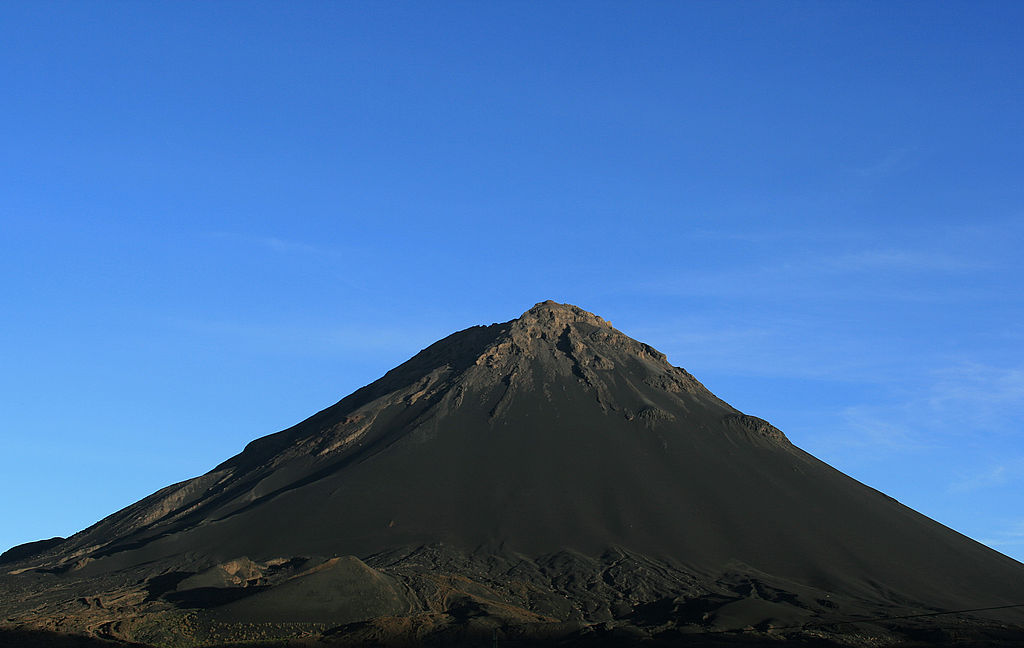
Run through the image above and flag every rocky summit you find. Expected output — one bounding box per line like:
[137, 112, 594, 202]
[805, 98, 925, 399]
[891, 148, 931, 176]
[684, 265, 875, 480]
[2, 301, 1023, 647]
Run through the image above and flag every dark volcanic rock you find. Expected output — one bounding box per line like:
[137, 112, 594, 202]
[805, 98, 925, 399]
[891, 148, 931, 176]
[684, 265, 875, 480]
[0, 537, 64, 565]
[2, 301, 1023, 646]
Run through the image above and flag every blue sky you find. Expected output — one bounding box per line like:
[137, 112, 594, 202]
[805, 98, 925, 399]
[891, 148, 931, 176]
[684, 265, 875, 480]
[2, 2, 1022, 563]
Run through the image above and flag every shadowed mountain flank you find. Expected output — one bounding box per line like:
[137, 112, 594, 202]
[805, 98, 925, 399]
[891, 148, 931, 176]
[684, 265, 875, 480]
[3, 302, 1023, 647]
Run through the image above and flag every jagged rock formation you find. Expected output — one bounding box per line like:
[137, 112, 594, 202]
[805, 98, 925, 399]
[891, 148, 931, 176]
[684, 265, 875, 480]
[2, 301, 1023, 647]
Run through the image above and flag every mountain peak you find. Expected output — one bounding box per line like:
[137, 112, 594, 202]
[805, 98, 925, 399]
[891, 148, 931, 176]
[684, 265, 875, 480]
[503, 301, 658, 368]
[516, 300, 612, 330]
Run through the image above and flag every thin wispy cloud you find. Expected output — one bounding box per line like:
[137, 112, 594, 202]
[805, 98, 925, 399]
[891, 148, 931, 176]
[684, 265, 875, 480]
[979, 520, 1024, 550]
[851, 146, 916, 178]
[256, 236, 325, 255]
[631, 242, 989, 307]
[204, 231, 339, 258]
[200, 231, 372, 291]
[949, 459, 1024, 494]
[686, 226, 866, 245]
[831, 360, 1024, 430]
[625, 314, 895, 383]
[829, 404, 940, 453]
[170, 317, 440, 357]
[822, 249, 978, 273]
[923, 364, 1023, 411]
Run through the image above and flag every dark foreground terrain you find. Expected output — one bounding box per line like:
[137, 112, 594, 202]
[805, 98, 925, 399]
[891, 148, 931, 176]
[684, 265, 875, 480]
[2, 546, 1024, 647]
[3, 303, 1023, 647]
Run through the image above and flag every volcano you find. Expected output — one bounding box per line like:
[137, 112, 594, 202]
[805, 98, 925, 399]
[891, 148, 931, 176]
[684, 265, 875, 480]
[3, 301, 1023, 647]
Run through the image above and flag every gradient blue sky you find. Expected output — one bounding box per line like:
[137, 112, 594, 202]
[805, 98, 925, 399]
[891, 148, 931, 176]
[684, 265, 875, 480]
[2, 2, 1023, 562]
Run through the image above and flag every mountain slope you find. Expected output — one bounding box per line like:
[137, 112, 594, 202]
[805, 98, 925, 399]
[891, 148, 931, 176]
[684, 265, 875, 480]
[3, 301, 1023, 646]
